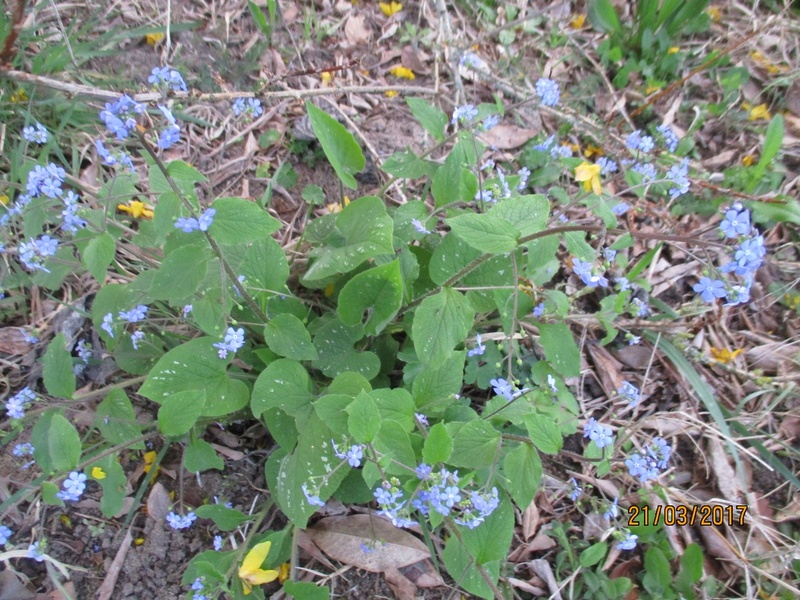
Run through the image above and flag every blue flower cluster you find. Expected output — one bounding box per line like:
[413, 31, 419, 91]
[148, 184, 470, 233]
[567, 477, 582, 501]
[571, 257, 608, 288]
[212, 326, 245, 359]
[625, 130, 655, 153]
[190, 576, 208, 600]
[474, 162, 532, 204]
[411, 218, 431, 234]
[617, 381, 640, 406]
[534, 134, 573, 159]
[332, 439, 365, 467]
[5, 387, 36, 419]
[0, 524, 12, 545]
[535, 78, 560, 107]
[18, 235, 59, 272]
[372, 469, 500, 530]
[175, 207, 216, 233]
[56, 471, 87, 502]
[625, 437, 672, 483]
[95, 139, 134, 172]
[451, 104, 478, 125]
[100, 94, 145, 139]
[119, 304, 149, 323]
[583, 417, 615, 449]
[148, 66, 188, 93]
[467, 333, 486, 357]
[232, 97, 263, 119]
[490, 377, 529, 401]
[693, 203, 764, 306]
[166, 511, 197, 530]
[156, 105, 181, 150]
[23, 122, 49, 144]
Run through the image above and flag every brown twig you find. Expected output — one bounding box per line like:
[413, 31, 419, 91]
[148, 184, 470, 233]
[0, 0, 26, 66]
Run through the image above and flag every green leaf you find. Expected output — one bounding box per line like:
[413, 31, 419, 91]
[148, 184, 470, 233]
[373, 421, 416, 475]
[524, 413, 562, 455]
[311, 318, 380, 379]
[31, 410, 81, 473]
[370, 388, 415, 432]
[503, 443, 542, 509]
[446, 213, 519, 253]
[150, 245, 209, 301]
[264, 314, 318, 360]
[412, 352, 465, 415]
[210, 197, 281, 244]
[442, 536, 495, 599]
[95, 389, 145, 449]
[306, 102, 365, 189]
[412, 288, 474, 368]
[423, 423, 453, 464]
[347, 391, 381, 443]
[337, 260, 403, 335]
[252, 359, 314, 420]
[314, 394, 352, 435]
[41, 482, 65, 507]
[679, 543, 703, 583]
[489, 195, 550, 237]
[248, 0, 271, 35]
[82, 233, 116, 283]
[643, 547, 672, 595]
[429, 232, 482, 286]
[448, 420, 501, 468]
[88, 455, 127, 518]
[538, 322, 580, 377]
[158, 390, 205, 436]
[303, 196, 394, 281]
[184, 438, 224, 472]
[195, 504, 253, 531]
[42, 333, 76, 399]
[432, 148, 478, 208]
[381, 149, 436, 179]
[589, 0, 622, 34]
[406, 97, 448, 143]
[138, 338, 249, 417]
[284, 581, 330, 600]
[751, 114, 784, 190]
[580, 542, 608, 567]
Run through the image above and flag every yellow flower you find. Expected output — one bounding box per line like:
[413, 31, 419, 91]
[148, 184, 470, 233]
[379, 1, 402, 16]
[741, 154, 755, 166]
[10, 89, 28, 103]
[278, 562, 291, 583]
[321, 72, 332, 86]
[384, 90, 398, 98]
[645, 84, 661, 95]
[142, 450, 158, 474]
[583, 144, 603, 158]
[389, 65, 415, 80]
[748, 103, 771, 121]
[667, 46, 680, 55]
[575, 162, 602, 195]
[117, 200, 155, 219]
[91, 466, 107, 480]
[709, 347, 743, 364]
[570, 14, 586, 29]
[706, 6, 721, 22]
[239, 541, 279, 595]
[145, 32, 165, 46]
[0, 194, 8, 206]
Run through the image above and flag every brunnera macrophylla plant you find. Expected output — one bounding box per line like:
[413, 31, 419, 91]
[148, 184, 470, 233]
[0, 65, 780, 599]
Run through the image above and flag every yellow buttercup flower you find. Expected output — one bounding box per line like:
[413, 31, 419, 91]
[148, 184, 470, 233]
[741, 154, 755, 166]
[389, 65, 415, 80]
[748, 103, 771, 121]
[10, 89, 28, 103]
[239, 541, 279, 595]
[321, 71, 332, 86]
[570, 14, 586, 29]
[384, 90, 398, 98]
[145, 33, 165, 46]
[91, 466, 107, 480]
[117, 200, 155, 219]
[706, 5, 721, 22]
[583, 144, 603, 158]
[575, 162, 602, 195]
[667, 46, 680, 55]
[709, 347, 743, 364]
[0, 194, 9, 206]
[379, 1, 402, 16]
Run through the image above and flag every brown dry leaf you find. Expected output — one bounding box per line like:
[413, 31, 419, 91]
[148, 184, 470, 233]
[521, 500, 540, 540]
[706, 437, 745, 502]
[586, 342, 625, 393]
[774, 492, 800, 522]
[696, 526, 742, 567]
[478, 125, 537, 150]
[702, 149, 737, 170]
[613, 344, 653, 370]
[33, 582, 75, 600]
[400, 45, 429, 75]
[95, 528, 133, 600]
[398, 559, 443, 588]
[344, 14, 372, 45]
[306, 514, 430, 572]
[0, 570, 35, 600]
[508, 577, 546, 595]
[210, 443, 245, 461]
[146, 482, 171, 522]
[746, 342, 799, 372]
[384, 567, 415, 600]
[526, 559, 563, 600]
[0, 327, 31, 355]
[296, 530, 336, 569]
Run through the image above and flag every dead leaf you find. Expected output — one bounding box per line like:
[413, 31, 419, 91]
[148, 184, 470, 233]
[526, 559, 563, 600]
[344, 14, 372, 45]
[508, 577, 546, 595]
[0, 327, 32, 355]
[384, 567, 416, 600]
[33, 582, 75, 600]
[478, 125, 537, 150]
[706, 437, 745, 502]
[0, 570, 35, 600]
[306, 514, 430, 572]
[146, 482, 171, 522]
[95, 528, 133, 600]
[398, 560, 443, 588]
[521, 500, 540, 540]
[401, 45, 429, 75]
[296, 530, 336, 569]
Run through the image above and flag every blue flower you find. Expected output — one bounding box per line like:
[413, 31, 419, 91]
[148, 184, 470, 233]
[411, 218, 431, 234]
[720, 207, 751, 238]
[13, 442, 34, 457]
[148, 66, 187, 92]
[99, 95, 145, 139]
[533, 302, 545, 317]
[693, 277, 727, 303]
[56, 471, 87, 502]
[415, 463, 432, 480]
[5, 387, 36, 419]
[612, 202, 631, 216]
[213, 326, 245, 358]
[535, 78, 560, 106]
[475, 189, 495, 203]
[656, 123, 680, 152]
[584, 418, 615, 448]
[517, 167, 531, 190]
[130, 331, 145, 350]
[596, 156, 618, 175]
[482, 114, 499, 130]
[27, 541, 46, 562]
[534, 135, 555, 152]
[166, 511, 197, 529]
[451, 104, 478, 124]
[440, 486, 462, 508]
[345, 445, 363, 467]
[0, 525, 12, 545]
[604, 498, 619, 520]
[119, 305, 148, 323]
[616, 531, 638, 550]
[617, 381, 640, 406]
[232, 97, 263, 118]
[23, 122, 49, 144]
[666, 158, 690, 198]
[101, 313, 115, 338]
[572, 258, 608, 288]
[632, 162, 657, 182]
[198, 208, 216, 231]
[302, 484, 326, 507]
[626, 130, 654, 153]
[414, 412, 428, 427]
[158, 124, 181, 149]
[191, 577, 205, 591]
[467, 333, 486, 357]
[213, 535, 224, 550]
[568, 477, 582, 501]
